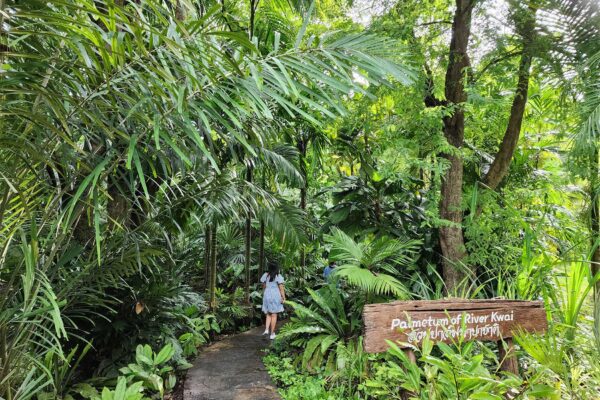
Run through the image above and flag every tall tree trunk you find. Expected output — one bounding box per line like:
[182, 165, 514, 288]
[209, 223, 217, 310]
[483, 4, 537, 190]
[258, 218, 265, 275]
[592, 198, 599, 285]
[244, 166, 253, 303]
[203, 225, 211, 290]
[591, 146, 600, 347]
[591, 147, 600, 291]
[0, 0, 6, 66]
[299, 189, 306, 280]
[298, 137, 307, 280]
[249, 0, 259, 39]
[439, 0, 474, 293]
[258, 172, 266, 277]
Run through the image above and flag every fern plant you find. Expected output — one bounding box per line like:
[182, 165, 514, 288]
[280, 285, 361, 371]
[324, 228, 419, 298]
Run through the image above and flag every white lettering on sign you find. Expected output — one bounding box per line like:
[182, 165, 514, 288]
[363, 300, 547, 353]
[389, 310, 515, 344]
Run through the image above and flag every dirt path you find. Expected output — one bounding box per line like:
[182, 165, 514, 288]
[183, 326, 280, 400]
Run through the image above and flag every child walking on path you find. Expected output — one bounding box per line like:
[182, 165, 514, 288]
[260, 261, 285, 340]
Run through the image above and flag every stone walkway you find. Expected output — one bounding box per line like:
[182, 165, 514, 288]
[183, 326, 280, 400]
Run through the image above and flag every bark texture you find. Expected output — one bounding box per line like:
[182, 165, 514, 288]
[244, 167, 253, 303]
[258, 172, 266, 277]
[209, 224, 218, 310]
[298, 137, 307, 279]
[439, 0, 474, 292]
[483, 5, 537, 190]
[258, 218, 265, 276]
[203, 226, 211, 290]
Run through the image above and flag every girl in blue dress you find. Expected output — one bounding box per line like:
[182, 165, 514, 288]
[260, 261, 286, 339]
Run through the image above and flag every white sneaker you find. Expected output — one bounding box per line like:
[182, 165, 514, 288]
[269, 333, 276, 340]
[262, 330, 269, 336]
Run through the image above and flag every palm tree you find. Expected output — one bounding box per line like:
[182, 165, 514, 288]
[324, 228, 420, 299]
[1, 0, 414, 395]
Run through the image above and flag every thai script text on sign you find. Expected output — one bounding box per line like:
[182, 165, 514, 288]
[363, 299, 547, 353]
[390, 309, 514, 343]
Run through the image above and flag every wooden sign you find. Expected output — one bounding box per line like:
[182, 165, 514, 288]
[363, 299, 547, 353]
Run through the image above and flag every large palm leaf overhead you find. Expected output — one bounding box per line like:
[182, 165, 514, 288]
[1, 0, 414, 245]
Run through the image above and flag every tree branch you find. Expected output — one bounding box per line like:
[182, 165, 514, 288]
[416, 20, 452, 27]
[471, 50, 522, 84]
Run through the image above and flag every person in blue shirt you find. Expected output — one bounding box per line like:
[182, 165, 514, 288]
[323, 261, 336, 281]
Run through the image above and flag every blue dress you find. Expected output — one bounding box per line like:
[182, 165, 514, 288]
[260, 273, 285, 314]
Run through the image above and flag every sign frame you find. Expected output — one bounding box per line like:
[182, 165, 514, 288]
[362, 299, 548, 376]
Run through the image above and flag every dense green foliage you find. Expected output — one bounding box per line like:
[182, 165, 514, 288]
[1, 0, 599, 399]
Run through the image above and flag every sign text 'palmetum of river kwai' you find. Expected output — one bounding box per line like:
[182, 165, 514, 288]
[363, 299, 548, 353]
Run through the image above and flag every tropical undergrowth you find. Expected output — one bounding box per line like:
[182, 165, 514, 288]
[2, 0, 600, 399]
[266, 236, 600, 399]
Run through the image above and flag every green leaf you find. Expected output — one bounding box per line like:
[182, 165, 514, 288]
[320, 334, 338, 354]
[133, 151, 149, 200]
[65, 157, 110, 227]
[135, 345, 154, 366]
[295, 0, 315, 49]
[93, 189, 102, 265]
[470, 393, 502, 400]
[527, 384, 557, 397]
[101, 387, 112, 400]
[113, 377, 127, 400]
[154, 343, 174, 365]
[126, 134, 139, 170]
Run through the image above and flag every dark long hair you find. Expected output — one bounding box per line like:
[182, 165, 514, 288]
[267, 261, 279, 282]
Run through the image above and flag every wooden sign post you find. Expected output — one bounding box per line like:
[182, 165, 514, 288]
[363, 299, 547, 375]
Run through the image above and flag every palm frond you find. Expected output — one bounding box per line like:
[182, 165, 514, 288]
[325, 228, 364, 265]
[261, 200, 309, 250]
[334, 264, 409, 298]
[258, 144, 304, 187]
[365, 236, 421, 268]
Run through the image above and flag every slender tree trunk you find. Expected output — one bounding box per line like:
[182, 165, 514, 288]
[0, 0, 6, 66]
[249, 0, 259, 39]
[256, 169, 267, 282]
[591, 147, 600, 289]
[592, 195, 599, 283]
[203, 225, 211, 290]
[258, 172, 266, 277]
[259, 218, 265, 276]
[439, 0, 474, 293]
[298, 137, 307, 280]
[590, 146, 600, 347]
[299, 191, 306, 280]
[209, 223, 217, 310]
[244, 167, 253, 304]
[483, 5, 537, 190]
